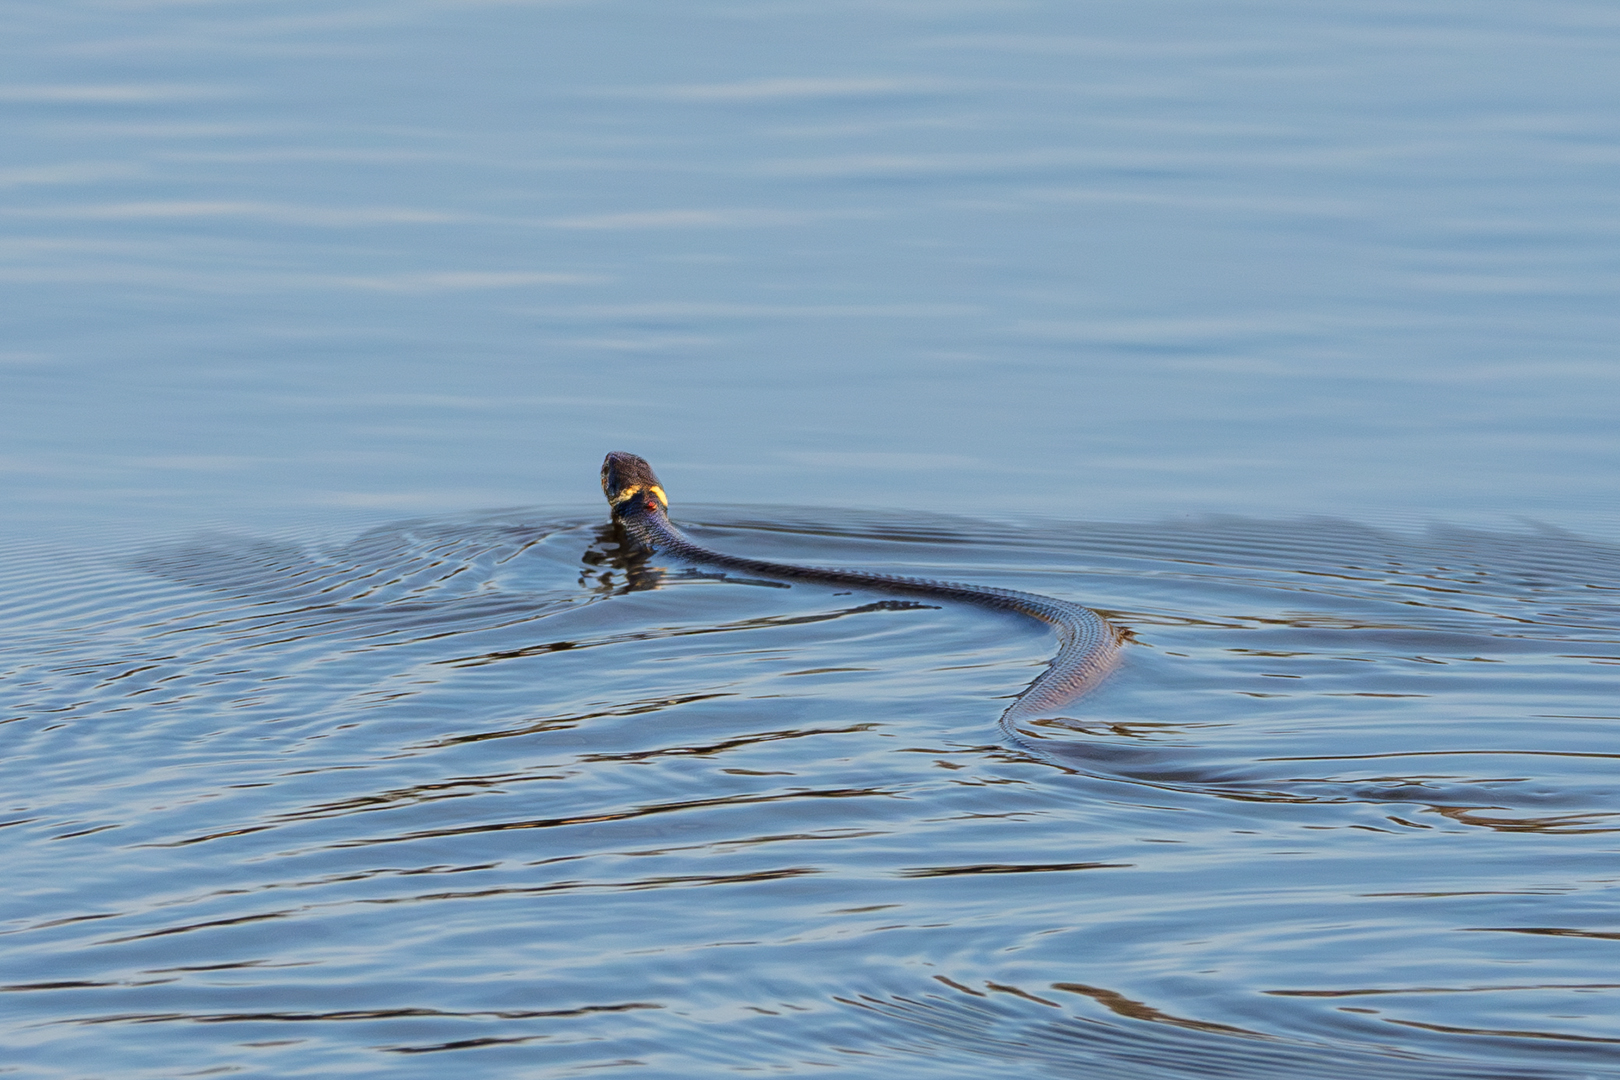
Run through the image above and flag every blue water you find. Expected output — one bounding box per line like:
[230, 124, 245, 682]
[4, 1, 1619, 1076]
[7, 0, 1619, 535]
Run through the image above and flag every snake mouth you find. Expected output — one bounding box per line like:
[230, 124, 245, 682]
[601, 451, 668, 515]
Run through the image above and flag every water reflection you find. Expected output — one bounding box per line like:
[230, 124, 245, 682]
[2, 508, 1616, 1077]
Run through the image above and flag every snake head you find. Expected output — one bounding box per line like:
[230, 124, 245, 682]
[601, 451, 669, 517]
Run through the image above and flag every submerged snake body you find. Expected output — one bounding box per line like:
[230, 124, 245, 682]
[601, 452, 1121, 733]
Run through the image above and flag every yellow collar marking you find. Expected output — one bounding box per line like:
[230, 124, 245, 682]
[611, 484, 667, 510]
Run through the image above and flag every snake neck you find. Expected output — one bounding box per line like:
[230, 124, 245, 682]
[616, 507, 690, 556]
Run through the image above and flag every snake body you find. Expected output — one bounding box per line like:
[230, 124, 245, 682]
[601, 452, 1121, 736]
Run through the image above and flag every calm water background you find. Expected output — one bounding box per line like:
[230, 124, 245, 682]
[4, 1, 1619, 1077]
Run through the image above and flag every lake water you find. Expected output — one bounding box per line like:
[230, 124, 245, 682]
[3, 2, 1618, 1077]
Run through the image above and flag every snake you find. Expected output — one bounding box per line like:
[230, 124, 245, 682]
[601, 451, 1122, 741]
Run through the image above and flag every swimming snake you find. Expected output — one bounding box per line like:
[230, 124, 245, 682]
[601, 451, 1121, 739]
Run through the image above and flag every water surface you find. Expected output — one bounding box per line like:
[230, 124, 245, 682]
[3, 510, 1617, 1077]
[4, 1, 1619, 1076]
[4, 0, 1619, 534]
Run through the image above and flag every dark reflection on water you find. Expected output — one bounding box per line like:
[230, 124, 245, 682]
[2, 508, 1618, 1077]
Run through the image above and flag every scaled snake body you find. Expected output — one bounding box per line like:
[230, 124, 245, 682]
[601, 452, 1121, 740]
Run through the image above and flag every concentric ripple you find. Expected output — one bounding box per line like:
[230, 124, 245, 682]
[2, 509, 1617, 1078]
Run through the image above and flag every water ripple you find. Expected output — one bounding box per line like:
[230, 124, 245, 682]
[2, 509, 1617, 1077]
